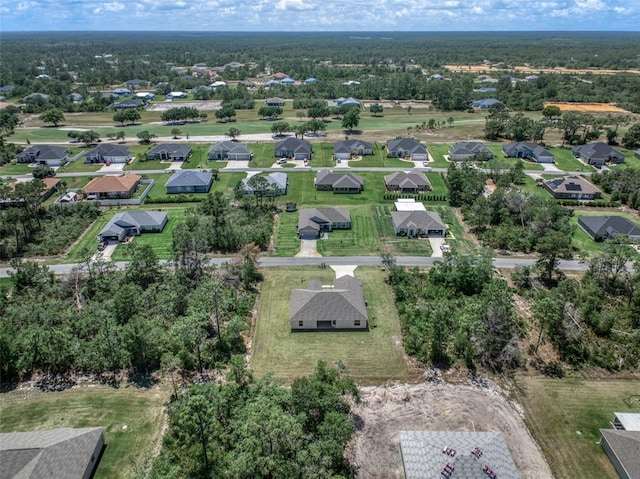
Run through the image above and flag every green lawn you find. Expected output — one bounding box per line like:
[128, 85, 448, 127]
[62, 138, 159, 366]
[0, 385, 168, 479]
[516, 376, 638, 479]
[251, 267, 409, 384]
[426, 143, 451, 168]
[60, 160, 103, 173]
[551, 147, 595, 172]
[0, 162, 34, 175]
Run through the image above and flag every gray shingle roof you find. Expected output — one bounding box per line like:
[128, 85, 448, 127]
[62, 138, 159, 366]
[298, 208, 350, 233]
[333, 139, 372, 154]
[573, 142, 624, 160]
[0, 427, 105, 479]
[146, 144, 192, 157]
[290, 275, 367, 324]
[502, 142, 553, 160]
[166, 170, 213, 188]
[400, 430, 520, 479]
[88, 144, 131, 157]
[392, 211, 445, 231]
[315, 170, 364, 188]
[600, 429, 640, 479]
[386, 138, 427, 155]
[274, 137, 312, 155]
[99, 211, 167, 239]
[209, 141, 251, 155]
[241, 172, 287, 193]
[17, 145, 68, 161]
[384, 172, 431, 190]
[578, 216, 640, 239]
[450, 142, 493, 159]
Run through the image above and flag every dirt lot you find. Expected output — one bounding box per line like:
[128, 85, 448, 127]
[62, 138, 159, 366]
[345, 380, 553, 479]
[544, 102, 630, 113]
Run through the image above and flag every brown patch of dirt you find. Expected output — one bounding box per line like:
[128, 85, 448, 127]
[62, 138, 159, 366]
[544, 102, 630, 113]
[345, 381, 553, 479]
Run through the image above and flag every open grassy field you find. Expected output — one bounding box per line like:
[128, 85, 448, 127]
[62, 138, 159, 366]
[0, 384, 168, 479]
[515, 375, 639, 479]
[551, 147, 596, 172]
[0, 162, 35, 175]
[250, 267, 409, 384]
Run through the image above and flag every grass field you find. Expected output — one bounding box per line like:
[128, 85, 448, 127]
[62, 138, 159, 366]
[551, 147, 596, 172]
[0, 385, 168, 479]
[515, 376, 639, 479]
[250, 267, 409, 384]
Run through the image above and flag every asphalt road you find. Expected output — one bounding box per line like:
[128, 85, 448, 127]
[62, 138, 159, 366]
[0, 256, 590, 278]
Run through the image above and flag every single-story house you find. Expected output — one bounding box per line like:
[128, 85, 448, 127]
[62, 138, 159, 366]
[125, 79, 149, 87]
[297, 207, 351, 240]
[274, 138, 312, 161]
[146, 144, 192, 161]
[68, 92, 83, 103]
[109, 99, 145, 109]
[384, 172, 431, 193]
[333, 140, 373, 160]
[0, 85, 14, 93]
[449, 141, 495, 161]
[208, 141, 252, 161]
[386, 138, 428, 161]
[166, 170, 213, 194]
[327, 97, 361, 108]
[16, 145, 69, 166]
[391, 210, 446, 236]
[271, 72, 289, 80]
[281, 77, 295, 84]
[543, 175, 602, 200]
[502, 142, 555, 163]
[399, 430, 521, 479]
[600, 413, 640, 479]
[23, 93, 50, 102]
[98, 211, 168, 243]
[573, 142, 625, 167]
[314, 170, 364, 193]
[290, 275, 368, 331]
[167, 91, 187, 99]
[240, 172, 288, 196]
[84, 144, 131, 164]
[0, 427, 106, 479]
[112, 87, 132, 95]
[83, 174, 141, 199]
[265, 97, 285, 107]
[578, 216, 640, 242]
[472, 98, 502, 109]
[135, 92, 154, 100]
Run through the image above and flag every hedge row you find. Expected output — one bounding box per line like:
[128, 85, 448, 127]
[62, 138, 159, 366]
[383, 193, 447, 202]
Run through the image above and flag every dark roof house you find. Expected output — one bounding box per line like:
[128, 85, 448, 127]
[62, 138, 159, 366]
[573, 142, 625, 166]
[315, 170, 364, 193]
[274, 138, 312, 160]
[472, 98, 501, 109]
[166, 170, 213, 194]
[0, 427, 105, 479]
[333, 140, 373, 160]
[449, 141, 494, 161]
[98, 211, 168, 242]
[543, 175, 602, 200]
[85, 144, 131, 164]
[109, 99, 145, 109]
[386, 138, 428, 161]
[502, 142, 554, 163]
[17, 145, 69, 166]
[600, 430, 640, 479]
[265, 97, 285, 107]
[399, 430, 520, 479]
[146, 144, 192, 161]
[391, 210, 446, 236]
[290, 275, 368, 330]
[384, 172, 431, 193]
[578, 216, 640, 242]
[297, 208, 351, 239]
[208, 141, 252, 161]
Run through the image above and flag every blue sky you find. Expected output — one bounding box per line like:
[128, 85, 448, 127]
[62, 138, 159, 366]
[1, 0, 638, 32]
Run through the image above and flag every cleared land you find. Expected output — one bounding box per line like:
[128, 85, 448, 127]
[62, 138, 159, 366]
[346, 381, 553, 479]
[515, 376, 640, 479]
[250, 267, 410, 384]
[544, 102, 630, 113]
[0, 384, 168, 479]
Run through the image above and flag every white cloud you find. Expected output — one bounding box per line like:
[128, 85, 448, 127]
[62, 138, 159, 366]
[275, 0, 314, 10]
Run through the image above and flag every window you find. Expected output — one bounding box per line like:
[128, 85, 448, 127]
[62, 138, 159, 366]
[354, 320, 361, 326]
[298, 321, 303, 327]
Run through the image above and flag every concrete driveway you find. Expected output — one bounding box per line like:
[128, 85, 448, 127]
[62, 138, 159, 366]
[93, 242, 118, 262]
[428, 237, 446, 258]
[98, 163, 126, 173]
[224, 160, 251, 169]
[296, 239, 321, 257]
[540, 163, 563, 173]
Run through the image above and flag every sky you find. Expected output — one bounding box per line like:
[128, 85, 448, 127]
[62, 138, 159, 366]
[1, 0, 639, 32]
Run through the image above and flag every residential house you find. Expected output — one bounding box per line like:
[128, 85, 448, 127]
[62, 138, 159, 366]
[0, 427, 106, 479]
[333, 140, 373, 160]
[0, 85, 14, 94]
[240, 172, 288, 196]
[274, 138, 312, 161]
[167, 91, 187, 99]
[208, 141, 252, 161]
[271, 72, 289, 80]
[83, 174, 141, 199]
[134, 92, 154, 100]
[386, 138, 428, 161]
[384, 172, 431, 193]
[281, 77, 295, 84]
[125, 79, 149, 87]
[327, 97, 361, 108]
[503, 142, 555, 163]
[146, 144, 192, 161]
[399, 431, 520, 479]
[573, 142, 625, 167]
[290, 275, 368, 331]
[472, 98, 501, 109]
[297, 208, 350, 239]
[578, 216, 640, 242]
[109, 99, 144, 109]
[112, 88, 132, 95]
[23, 93, 50, 102]
[68, 92, 83, 103]
[543, 175, 602, 200]
[40, 177, 61, 201]
[166, 170, 213, 194]
[391, 210, 446, 237]
[314, 170, 364, 194]
[85, 144, 131, 164]
[599, 413, 640, 479]
[17, 145, 69, 166]
[449, 141, 494, 161]
[98, 211, 168, 243]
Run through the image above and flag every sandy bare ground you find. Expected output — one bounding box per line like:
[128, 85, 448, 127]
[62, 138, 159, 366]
[544, 102, 630, 113]
[345, 381, 553, 479]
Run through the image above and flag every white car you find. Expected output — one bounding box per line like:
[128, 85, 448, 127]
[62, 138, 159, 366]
[277, 159, 287, 164]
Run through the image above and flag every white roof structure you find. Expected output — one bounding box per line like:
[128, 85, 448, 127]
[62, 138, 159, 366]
[613, 413, 640, 431]
[395, 199, 427, 212]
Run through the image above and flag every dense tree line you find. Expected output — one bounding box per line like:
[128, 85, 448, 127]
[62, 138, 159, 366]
[384, 252, 522, 371]
[590, 167, 640, 209]
[0, 246, 260, 381]
[149, 360, 358, 479]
